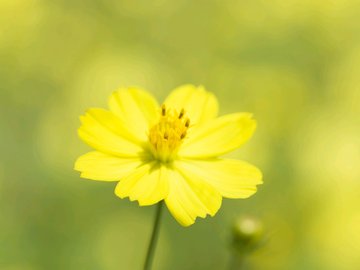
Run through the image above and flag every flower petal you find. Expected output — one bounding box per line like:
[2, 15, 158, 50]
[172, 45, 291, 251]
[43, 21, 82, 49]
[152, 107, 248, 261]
[164, 166, 222, 227]
[115, 162, 168, 206]
[175, 159, 263, 199]
[74, 151, 142, 181]
[179, 113, 256, 158]
[163, 85, 218, 125]
[109, 87, 160, 141]
[78, 108, 144, 157]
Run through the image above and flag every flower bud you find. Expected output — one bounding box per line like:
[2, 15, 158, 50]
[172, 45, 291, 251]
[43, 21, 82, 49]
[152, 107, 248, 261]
[232, 216, 264, 253]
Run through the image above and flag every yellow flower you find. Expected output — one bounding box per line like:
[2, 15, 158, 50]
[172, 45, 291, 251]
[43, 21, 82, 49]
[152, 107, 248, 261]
[74, 85, 263, 226]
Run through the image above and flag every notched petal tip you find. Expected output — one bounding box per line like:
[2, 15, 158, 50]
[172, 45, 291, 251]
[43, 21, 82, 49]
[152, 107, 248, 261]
[164, 167, 222, 227]
[175, 210, 219, 227]
[114, 182, 129, 199]
[114, 185, 166, 207]
[179, 218, 195, 227]
[136, 198, 163, 207]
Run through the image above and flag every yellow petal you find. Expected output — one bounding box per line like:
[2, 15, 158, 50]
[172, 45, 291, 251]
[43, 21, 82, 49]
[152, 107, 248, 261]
[176, 159, 263, 199]
[78, 108, 144, 157]
[74, 151, 142, 181]
[164, 166, 222, 227]
[109, 87, 159, 141]
[164, 84, 218, 125]
[115, 162, 168, 206]
[179, 113, 256, 158]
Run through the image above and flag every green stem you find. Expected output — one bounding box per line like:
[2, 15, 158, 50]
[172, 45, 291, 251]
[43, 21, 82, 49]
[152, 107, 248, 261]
[143, 201, 163, 270]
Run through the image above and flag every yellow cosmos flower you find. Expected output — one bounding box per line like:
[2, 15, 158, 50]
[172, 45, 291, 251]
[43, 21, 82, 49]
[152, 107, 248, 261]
[74, 85, 262, 226]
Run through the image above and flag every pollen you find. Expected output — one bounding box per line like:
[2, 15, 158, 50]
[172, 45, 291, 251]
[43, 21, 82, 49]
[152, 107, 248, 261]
[149, 104, 190, 162]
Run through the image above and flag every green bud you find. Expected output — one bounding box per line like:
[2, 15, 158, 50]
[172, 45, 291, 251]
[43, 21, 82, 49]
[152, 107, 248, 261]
[232, 216, 264, 253]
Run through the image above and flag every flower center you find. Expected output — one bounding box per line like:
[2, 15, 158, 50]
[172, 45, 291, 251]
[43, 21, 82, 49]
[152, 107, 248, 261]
[148, 104, 190, 162]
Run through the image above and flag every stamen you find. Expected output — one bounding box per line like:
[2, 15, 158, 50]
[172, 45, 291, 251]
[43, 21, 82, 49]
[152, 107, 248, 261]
[148, 106, 190, 162]
[179, 109, 185, 119]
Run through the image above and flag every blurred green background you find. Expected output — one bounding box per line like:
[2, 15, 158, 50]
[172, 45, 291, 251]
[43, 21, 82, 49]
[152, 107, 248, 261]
[1, 0, 360, 269]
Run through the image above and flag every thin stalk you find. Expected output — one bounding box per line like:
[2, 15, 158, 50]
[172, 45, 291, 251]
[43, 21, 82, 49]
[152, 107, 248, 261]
[143, 201, 163, 270]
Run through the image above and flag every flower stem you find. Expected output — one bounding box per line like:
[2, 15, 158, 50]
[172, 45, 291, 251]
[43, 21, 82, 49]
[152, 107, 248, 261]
[227, 253, 246, 270]
[143, 201, 163, 270]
